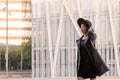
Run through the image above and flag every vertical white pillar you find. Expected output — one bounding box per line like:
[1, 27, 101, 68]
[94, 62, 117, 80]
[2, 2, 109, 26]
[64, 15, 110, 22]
[64, 1, 81, 37]
[32, 19, 35, 77]
[68, 21, 71, 77]
[107, 0, 120, 76]
[31, 0, 36, 77]
[36, 21, 39, 77]
[76, 0, 82, 17]
[45, 0, 53, 77]
[53, 0, 64, 77]
[105, 9, 109, 76]
[95, 0, 100, 34]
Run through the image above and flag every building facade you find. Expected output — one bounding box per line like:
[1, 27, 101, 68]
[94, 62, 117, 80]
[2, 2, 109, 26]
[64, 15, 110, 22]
[31, 0, 120, 78]
[0, 0, 31, 46]
[0, 0, 31, 71]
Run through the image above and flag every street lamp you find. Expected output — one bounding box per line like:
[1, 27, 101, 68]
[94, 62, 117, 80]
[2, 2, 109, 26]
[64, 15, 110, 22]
[5, 0, 8, 79]
[0, 0, 9, 78]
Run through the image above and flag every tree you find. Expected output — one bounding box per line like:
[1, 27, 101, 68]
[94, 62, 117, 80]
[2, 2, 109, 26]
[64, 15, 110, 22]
[21, 39, 31, 69]
[0, 39, 31, 70]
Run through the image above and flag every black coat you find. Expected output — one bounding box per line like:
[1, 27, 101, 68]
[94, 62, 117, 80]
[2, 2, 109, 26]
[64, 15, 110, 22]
[76, 29, 109, 76]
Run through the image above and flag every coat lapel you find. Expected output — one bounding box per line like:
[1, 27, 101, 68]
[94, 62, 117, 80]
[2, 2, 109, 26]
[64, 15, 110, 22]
[83, 36, 89, 44]
[76, 35, 83, 47]
[76, 35, 89, 47]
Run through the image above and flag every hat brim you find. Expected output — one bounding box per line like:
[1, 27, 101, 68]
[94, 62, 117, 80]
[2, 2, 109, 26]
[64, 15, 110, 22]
[77, 18, 91, 28]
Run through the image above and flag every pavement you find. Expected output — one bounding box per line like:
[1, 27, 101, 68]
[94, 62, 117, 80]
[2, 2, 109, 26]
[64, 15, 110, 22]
[0, 71, 119, 80]
[0, 77, 119, 80]
[0, 70, 31, 78]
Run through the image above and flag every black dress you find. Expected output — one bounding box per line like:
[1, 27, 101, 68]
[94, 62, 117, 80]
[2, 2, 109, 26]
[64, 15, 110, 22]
[77, 38, 96, 79]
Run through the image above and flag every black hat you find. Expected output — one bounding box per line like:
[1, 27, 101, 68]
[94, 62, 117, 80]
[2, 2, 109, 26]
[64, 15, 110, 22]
[77, 18, 92, 28]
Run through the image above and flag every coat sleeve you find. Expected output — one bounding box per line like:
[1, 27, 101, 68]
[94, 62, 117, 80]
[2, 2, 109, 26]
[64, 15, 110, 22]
[87, 27, 96, 46]
[76, 39, 81, 73]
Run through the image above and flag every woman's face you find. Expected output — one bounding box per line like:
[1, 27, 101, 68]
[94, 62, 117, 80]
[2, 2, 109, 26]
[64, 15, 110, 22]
[80, 24, 88, 33]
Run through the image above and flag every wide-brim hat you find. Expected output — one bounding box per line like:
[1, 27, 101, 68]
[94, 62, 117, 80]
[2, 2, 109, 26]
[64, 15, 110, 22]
[77, 18, 92, 28]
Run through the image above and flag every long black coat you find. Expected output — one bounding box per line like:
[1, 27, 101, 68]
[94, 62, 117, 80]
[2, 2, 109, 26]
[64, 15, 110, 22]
[76, 29, 109, 76]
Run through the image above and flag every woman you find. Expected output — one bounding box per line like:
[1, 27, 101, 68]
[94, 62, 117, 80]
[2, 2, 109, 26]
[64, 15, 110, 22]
[76, 18, 109, 80]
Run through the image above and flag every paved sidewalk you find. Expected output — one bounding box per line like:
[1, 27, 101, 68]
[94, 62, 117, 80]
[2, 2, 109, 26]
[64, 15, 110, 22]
[0, 77, 119, 80]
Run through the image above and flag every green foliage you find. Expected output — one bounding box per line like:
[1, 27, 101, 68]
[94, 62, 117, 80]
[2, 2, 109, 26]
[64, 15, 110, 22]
[0, 39, 31, 70]
[0, 49, 5, 60]
[21, 40, 31, 68]
[8, 50, 21, 61]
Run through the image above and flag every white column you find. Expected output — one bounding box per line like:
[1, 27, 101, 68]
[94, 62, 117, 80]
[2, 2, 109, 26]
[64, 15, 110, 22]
[31, 0, 36, 78]
[95, 0, 100, 34]
[64, 1, 81, 37]
[107, 0, 120, 76]
[32, 22, 34, 77]
[53, 0, 64, 77]
[76, 0, 82, 17]
[36, 21, 39, 77]
[45, 0, 53, 77]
